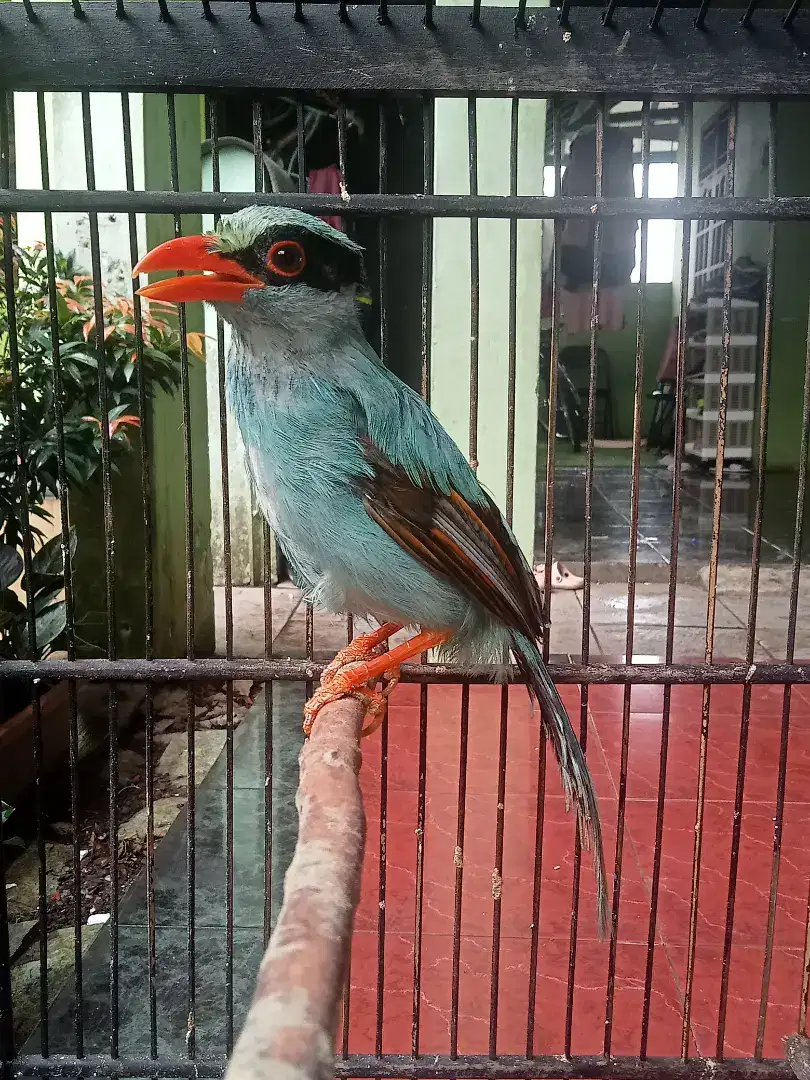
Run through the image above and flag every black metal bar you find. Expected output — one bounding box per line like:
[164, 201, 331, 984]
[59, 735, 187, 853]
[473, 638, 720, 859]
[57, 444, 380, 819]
[605, 98, 650, 1059]
[207, 95, 236, 1057]
[0, 90, 46, 1055]
[1, 7, 809, 96]
[9, 1052, 799, 1079]
[165, 91, 197, 1062]
[120, 87, 156, 1061]
[35, 87, 84, 1060]
[639, 98, 694, 1062]
[741, 0, 758, 27]
[450, 683, 470, 1060]
[374, 99, 390, 1062]
[784, 0, 802, 27]
[467, 97, 480, 473]
[412, 92, 434, 1061]
[0, 189, 807, 220]
[79, 88, 121, 1059]
[649, 0, 666, 29]
[564, 92, 604, 1059]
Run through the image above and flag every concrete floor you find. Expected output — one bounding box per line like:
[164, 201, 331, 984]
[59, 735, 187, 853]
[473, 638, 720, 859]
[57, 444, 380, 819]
[216, 572, 810, 665]
[541, 466, 804, 571]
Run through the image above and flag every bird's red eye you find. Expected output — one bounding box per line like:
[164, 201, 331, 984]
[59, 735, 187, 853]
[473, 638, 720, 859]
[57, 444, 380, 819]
[266, 240, 306, 279]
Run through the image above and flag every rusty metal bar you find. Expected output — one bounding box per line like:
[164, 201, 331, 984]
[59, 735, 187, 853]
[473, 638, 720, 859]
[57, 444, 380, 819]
[1, 658, 808, 685]
[754, 292, 810, 1060]
[222, 697, 366, 1080]
[681, 101, 738, 1062]
[715, 99, 778, 1062]
[640, 97, 694, 1061]
[11, 1053, 798, 1079]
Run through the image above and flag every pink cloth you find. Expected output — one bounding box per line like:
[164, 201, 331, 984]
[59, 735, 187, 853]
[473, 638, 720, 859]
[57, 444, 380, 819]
[307, 166, 344, 232]
[556, 287, 625, 334]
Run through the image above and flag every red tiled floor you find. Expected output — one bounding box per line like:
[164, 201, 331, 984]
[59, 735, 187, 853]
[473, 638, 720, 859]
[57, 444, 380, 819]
[348, 680, 810, 1062]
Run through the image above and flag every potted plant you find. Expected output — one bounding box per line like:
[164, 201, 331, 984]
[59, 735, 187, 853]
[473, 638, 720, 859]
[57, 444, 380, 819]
[0, 239, 199, 778]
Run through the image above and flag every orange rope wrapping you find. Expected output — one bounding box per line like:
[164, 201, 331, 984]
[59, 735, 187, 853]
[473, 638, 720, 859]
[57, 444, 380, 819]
[224, 696, 366, 1080]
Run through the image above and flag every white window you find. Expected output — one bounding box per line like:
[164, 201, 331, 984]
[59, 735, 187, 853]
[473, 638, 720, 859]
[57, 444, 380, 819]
[543, 160, 678, 285]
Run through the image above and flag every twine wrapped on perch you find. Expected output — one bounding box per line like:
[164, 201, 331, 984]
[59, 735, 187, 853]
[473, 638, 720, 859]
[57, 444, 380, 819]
[224, 696, 367, 1080]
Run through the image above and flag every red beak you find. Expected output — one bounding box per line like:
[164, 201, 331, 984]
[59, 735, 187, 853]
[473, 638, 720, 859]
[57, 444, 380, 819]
[132, 234, 262, 304]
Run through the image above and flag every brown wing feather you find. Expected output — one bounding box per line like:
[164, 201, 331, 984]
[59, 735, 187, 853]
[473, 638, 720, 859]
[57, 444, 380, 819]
[359, 439, 547, 637]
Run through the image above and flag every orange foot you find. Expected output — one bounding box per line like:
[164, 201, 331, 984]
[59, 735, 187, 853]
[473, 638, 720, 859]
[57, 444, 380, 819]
[303, 625, 452, 739]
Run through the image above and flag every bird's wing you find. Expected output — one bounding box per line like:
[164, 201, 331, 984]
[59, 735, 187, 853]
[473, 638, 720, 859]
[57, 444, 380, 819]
[358, 437, 547, 639]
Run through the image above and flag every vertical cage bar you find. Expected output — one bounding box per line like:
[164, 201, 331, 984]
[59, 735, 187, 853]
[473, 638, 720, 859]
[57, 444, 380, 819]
[120, 88, 157, 1059]
[640, 98, 694, 1060]
[412, 92, 434, 1060]
[467, 96, 480, 474]
[336, 94, 353, 1062]
[249, 100, 276, 950]
[0, 89, 46, 1054]
[604, 98, 651, 1057]
[715, 101, 777, 1061]
[754, 298, 810, 1059]
[207, 95, 236, 1056]
[166, 91, 197, 1060]
[564, 95, 604, 1059]
[80, 89, 122, 1059]
[36, 89, 84, 1058]
[541, 95, 562, 667]
[528, 92, 561, 1059]
[800, 875, 810, 1035]
[489, 95, 520, 1060]
[681, 99, 738, 1060]
[374, 95, 390, 1064]
[449, 683, 470, 1060]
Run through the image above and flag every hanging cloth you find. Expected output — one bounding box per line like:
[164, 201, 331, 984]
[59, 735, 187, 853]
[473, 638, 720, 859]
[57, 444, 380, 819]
[308, 166, 344, 232]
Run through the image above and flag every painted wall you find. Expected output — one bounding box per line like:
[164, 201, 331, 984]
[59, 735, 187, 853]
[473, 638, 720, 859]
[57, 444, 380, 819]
[769, 103, 810, 470]
[561, 282, 675, 440]
[13, 91, 215, 656]
[432, 86, 545, 561]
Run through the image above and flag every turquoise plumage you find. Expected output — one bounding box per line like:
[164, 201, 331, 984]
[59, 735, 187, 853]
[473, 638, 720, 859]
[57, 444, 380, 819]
[134, 205, 609, 937]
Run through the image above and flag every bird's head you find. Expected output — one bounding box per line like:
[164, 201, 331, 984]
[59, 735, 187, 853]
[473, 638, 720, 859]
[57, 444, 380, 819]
[132, 206, 368, 329]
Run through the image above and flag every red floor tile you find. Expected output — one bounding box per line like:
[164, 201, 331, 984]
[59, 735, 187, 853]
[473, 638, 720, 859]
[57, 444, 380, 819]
[349, 676, 809, 1061]
[343, 932, 694, 1059]
[624, 799, 810, 950]
[665, 944, 805, 1059]
[590, 706, 810, 805]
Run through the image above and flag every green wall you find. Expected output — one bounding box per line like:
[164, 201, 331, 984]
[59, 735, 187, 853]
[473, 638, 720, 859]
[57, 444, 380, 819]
[558, 282, 675, 440]
[768, 103, 810, 470]
[143, 94, 215, 657]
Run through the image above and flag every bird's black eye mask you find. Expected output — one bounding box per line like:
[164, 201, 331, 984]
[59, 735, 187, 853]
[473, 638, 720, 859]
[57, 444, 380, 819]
[225, 226, 366, 295]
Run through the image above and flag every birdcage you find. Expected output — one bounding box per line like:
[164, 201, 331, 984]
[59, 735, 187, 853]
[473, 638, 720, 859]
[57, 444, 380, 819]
[1, 5, 810, 1080]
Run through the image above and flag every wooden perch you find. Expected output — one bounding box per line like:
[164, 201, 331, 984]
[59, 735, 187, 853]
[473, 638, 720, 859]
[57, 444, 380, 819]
[224, 695, 367, 1080]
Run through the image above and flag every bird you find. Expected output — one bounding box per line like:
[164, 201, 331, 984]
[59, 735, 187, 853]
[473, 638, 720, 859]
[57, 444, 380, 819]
[133, 205, 609, 936]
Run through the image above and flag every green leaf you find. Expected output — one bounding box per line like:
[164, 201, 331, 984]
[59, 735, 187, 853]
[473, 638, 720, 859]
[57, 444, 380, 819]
[31, 527, 76, 578]
[1, 801, 13, 824]
[0, 545, 22, 590]
[21, 600, 66, 656]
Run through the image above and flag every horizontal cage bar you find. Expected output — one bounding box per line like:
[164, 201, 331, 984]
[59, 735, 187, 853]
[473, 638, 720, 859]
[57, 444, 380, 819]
[0, 191, 808, 219]
[0, 5, 808, 96]
[9, 1053, 796, 1079]
[0, 658, 807, 684]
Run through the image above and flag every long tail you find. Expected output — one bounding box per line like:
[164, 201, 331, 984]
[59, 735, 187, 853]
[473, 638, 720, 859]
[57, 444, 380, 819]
[512, 631, 610, 939]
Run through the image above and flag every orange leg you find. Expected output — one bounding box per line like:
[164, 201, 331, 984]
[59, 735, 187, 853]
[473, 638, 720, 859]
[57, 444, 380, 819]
[319, 622, 402, 688]
[303, 628, 452, 737]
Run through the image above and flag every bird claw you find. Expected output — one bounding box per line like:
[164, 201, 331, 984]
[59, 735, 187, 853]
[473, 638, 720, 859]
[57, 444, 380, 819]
[302, 662, 400, 739]
[303, 624, 401, 738]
